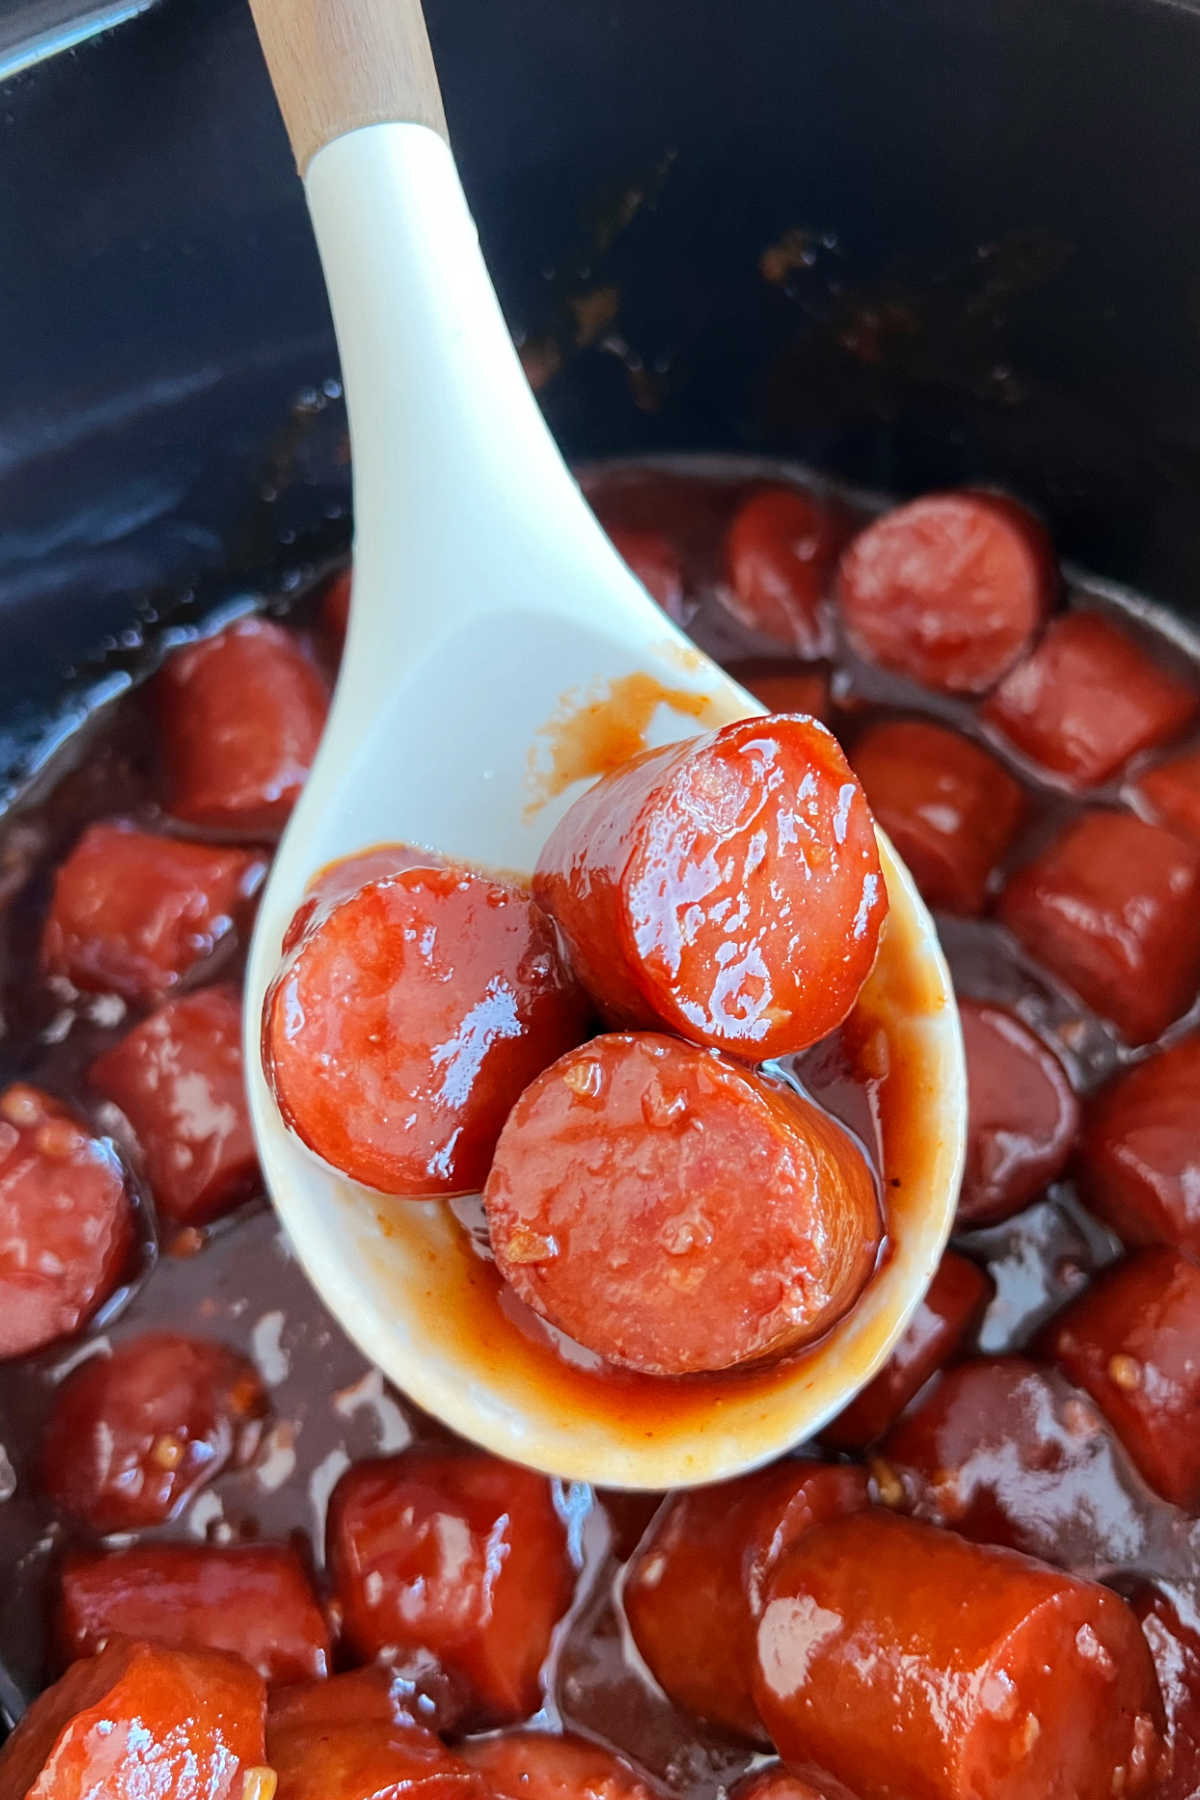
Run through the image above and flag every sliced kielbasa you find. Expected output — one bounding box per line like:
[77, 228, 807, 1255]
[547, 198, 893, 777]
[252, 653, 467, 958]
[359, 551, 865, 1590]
[270, 1714, 490, 1800]
[0, 1638, 267, 1800]
[850, 719, 1024, 915]
[157, 616, 329, 833]
[623, 1460, 867, 1739]
[532, 716, 887, 1060]
[731, 1763, 857, 1800]
[725, 660, 831, 724]
[820, 1251, 991, 1451]
[1039, 1247, 1200, 1510]
[328, 1449, 573, 1728]
[753, 1509, 1165, 1800]
[263, 859, 588, 1196]
[90, 985, 258, 1226]
[41, 1332, 266, 1533]
[1135, 745, 1200, 844]
[42, 821, 266, 1005]
[1078, 1036, 1200, 1257]
[0, 1083, 132, 1360]
[998, 811, 1200, 1046]
[836, 492, 1054, 694]
[724, 486, 845, 655]
[268, 1663, 467, 1739]
[984, 610, 1196, 788]
[607, 525, 687, 624]
[461, 1731, 660, 1800]
[957, 1000, 1080, 1225]
[279, 843, 442, 954]
[268, 1669, 410, 1737]
[875, 1357, 1149, 1578]
[1131, 1586, 1200, 1800]
[57, 1543, 332, 1687]
[484, 1032, 881, 1377]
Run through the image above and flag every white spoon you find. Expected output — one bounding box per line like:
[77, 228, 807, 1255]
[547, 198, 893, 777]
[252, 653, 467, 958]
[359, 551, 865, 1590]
[243, 0, 966, 1487]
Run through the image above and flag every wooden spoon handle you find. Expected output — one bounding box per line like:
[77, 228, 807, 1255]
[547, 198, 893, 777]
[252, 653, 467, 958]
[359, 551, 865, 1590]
[248, 0, 447, 175]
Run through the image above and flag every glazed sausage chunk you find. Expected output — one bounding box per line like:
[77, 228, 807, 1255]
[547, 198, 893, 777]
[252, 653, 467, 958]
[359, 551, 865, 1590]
[532, 716, 887, 1059]
[753, 1510, 1165, 1800]
[268, 1662, 471, 1739]
[725, 660, 831, 724]
[0, 1083, 132, 1360]
[623, 1461, 867, 1739]
[730, 1765, 854, 1800]
[157, 616, 330, 832]
[90, 985, 258, 1226]
[57, 1543, 332, 1686]
[1039, 1247, 1200, 1509]
[0, 1638, 267, 1800]
[1135, 745, 1200, 844]
[821, 1251, 992, 1451]
[483, 1033, 881, 1377]
[280, 843, 443, 954]
[836, 492, 1054, 694]
[328, 1449, 573, 1727]
[998, 812, 1200, 1045]
[850, 719, 1024, 915]
[1078, 1037, 1200, 1257]
[984, 610, 1196, 787]
[607, 524, 687, 623]
[40, 1332, 266, 1532]
[269, 1713, 490, 1800]
[724, 486, 845, 655]
[876, 1357, 1145, 1576]
[957, 1000, 1080, 1225]
[1131, 1587, 1200, 1800]
[264, 858, 588, 1196]
[462, 1731, 660, 1800]
[42, 821, 266, 1005]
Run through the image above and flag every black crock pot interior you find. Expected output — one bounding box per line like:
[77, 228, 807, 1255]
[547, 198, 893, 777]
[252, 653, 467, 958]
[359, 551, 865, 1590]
[0, 0, 1199, 799]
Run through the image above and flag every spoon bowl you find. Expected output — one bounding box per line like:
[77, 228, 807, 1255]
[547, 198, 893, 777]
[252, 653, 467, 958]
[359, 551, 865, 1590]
[243, 9, 966, 1486]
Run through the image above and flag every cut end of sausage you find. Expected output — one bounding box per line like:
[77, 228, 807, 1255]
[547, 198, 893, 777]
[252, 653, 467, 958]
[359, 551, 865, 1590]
[957, 1001, 1080, 1226]
[0, 1637, 266, 1800]
[263, 859, 589, 1197]
[534, 714, 888, 1061]
[483, 1032, 882, 1377]
[157, 616, 330, 834]
[461, 1729, 661, 1800]
[0, 1083, 133, 1361]
[837, 491, 1055, 695]
[754, 1509, 1166, 1800]
[723, 486, 846, 656]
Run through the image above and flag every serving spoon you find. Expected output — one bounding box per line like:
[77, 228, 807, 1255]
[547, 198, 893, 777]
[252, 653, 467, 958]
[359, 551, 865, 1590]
[242, 0, 966, 1487]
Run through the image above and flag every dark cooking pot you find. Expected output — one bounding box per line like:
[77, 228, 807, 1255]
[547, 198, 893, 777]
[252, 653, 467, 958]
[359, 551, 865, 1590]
[0, 0, 1198, 798]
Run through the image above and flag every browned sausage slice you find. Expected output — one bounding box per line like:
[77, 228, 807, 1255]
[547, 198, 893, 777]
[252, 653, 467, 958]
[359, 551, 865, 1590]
[0, 1083, 133, 1360]
[461, 1731, 660, 1800]
[753, 1510, 1165, 1800]
[57, 1543, 332, 1687]
[837, 492, 1054, 693]
[957, 1001, 1079, 1225]
[483, 1032, 881, 1376]
[533, 715, 887, 1060]
[264, 859, 588, 1195]
[0, 1637, 266, 1800]
[623, 1460, 868, 1739]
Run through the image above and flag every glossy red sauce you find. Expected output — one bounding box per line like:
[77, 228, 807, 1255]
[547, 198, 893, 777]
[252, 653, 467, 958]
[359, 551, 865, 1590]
[1, 458, 1200, 1800]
